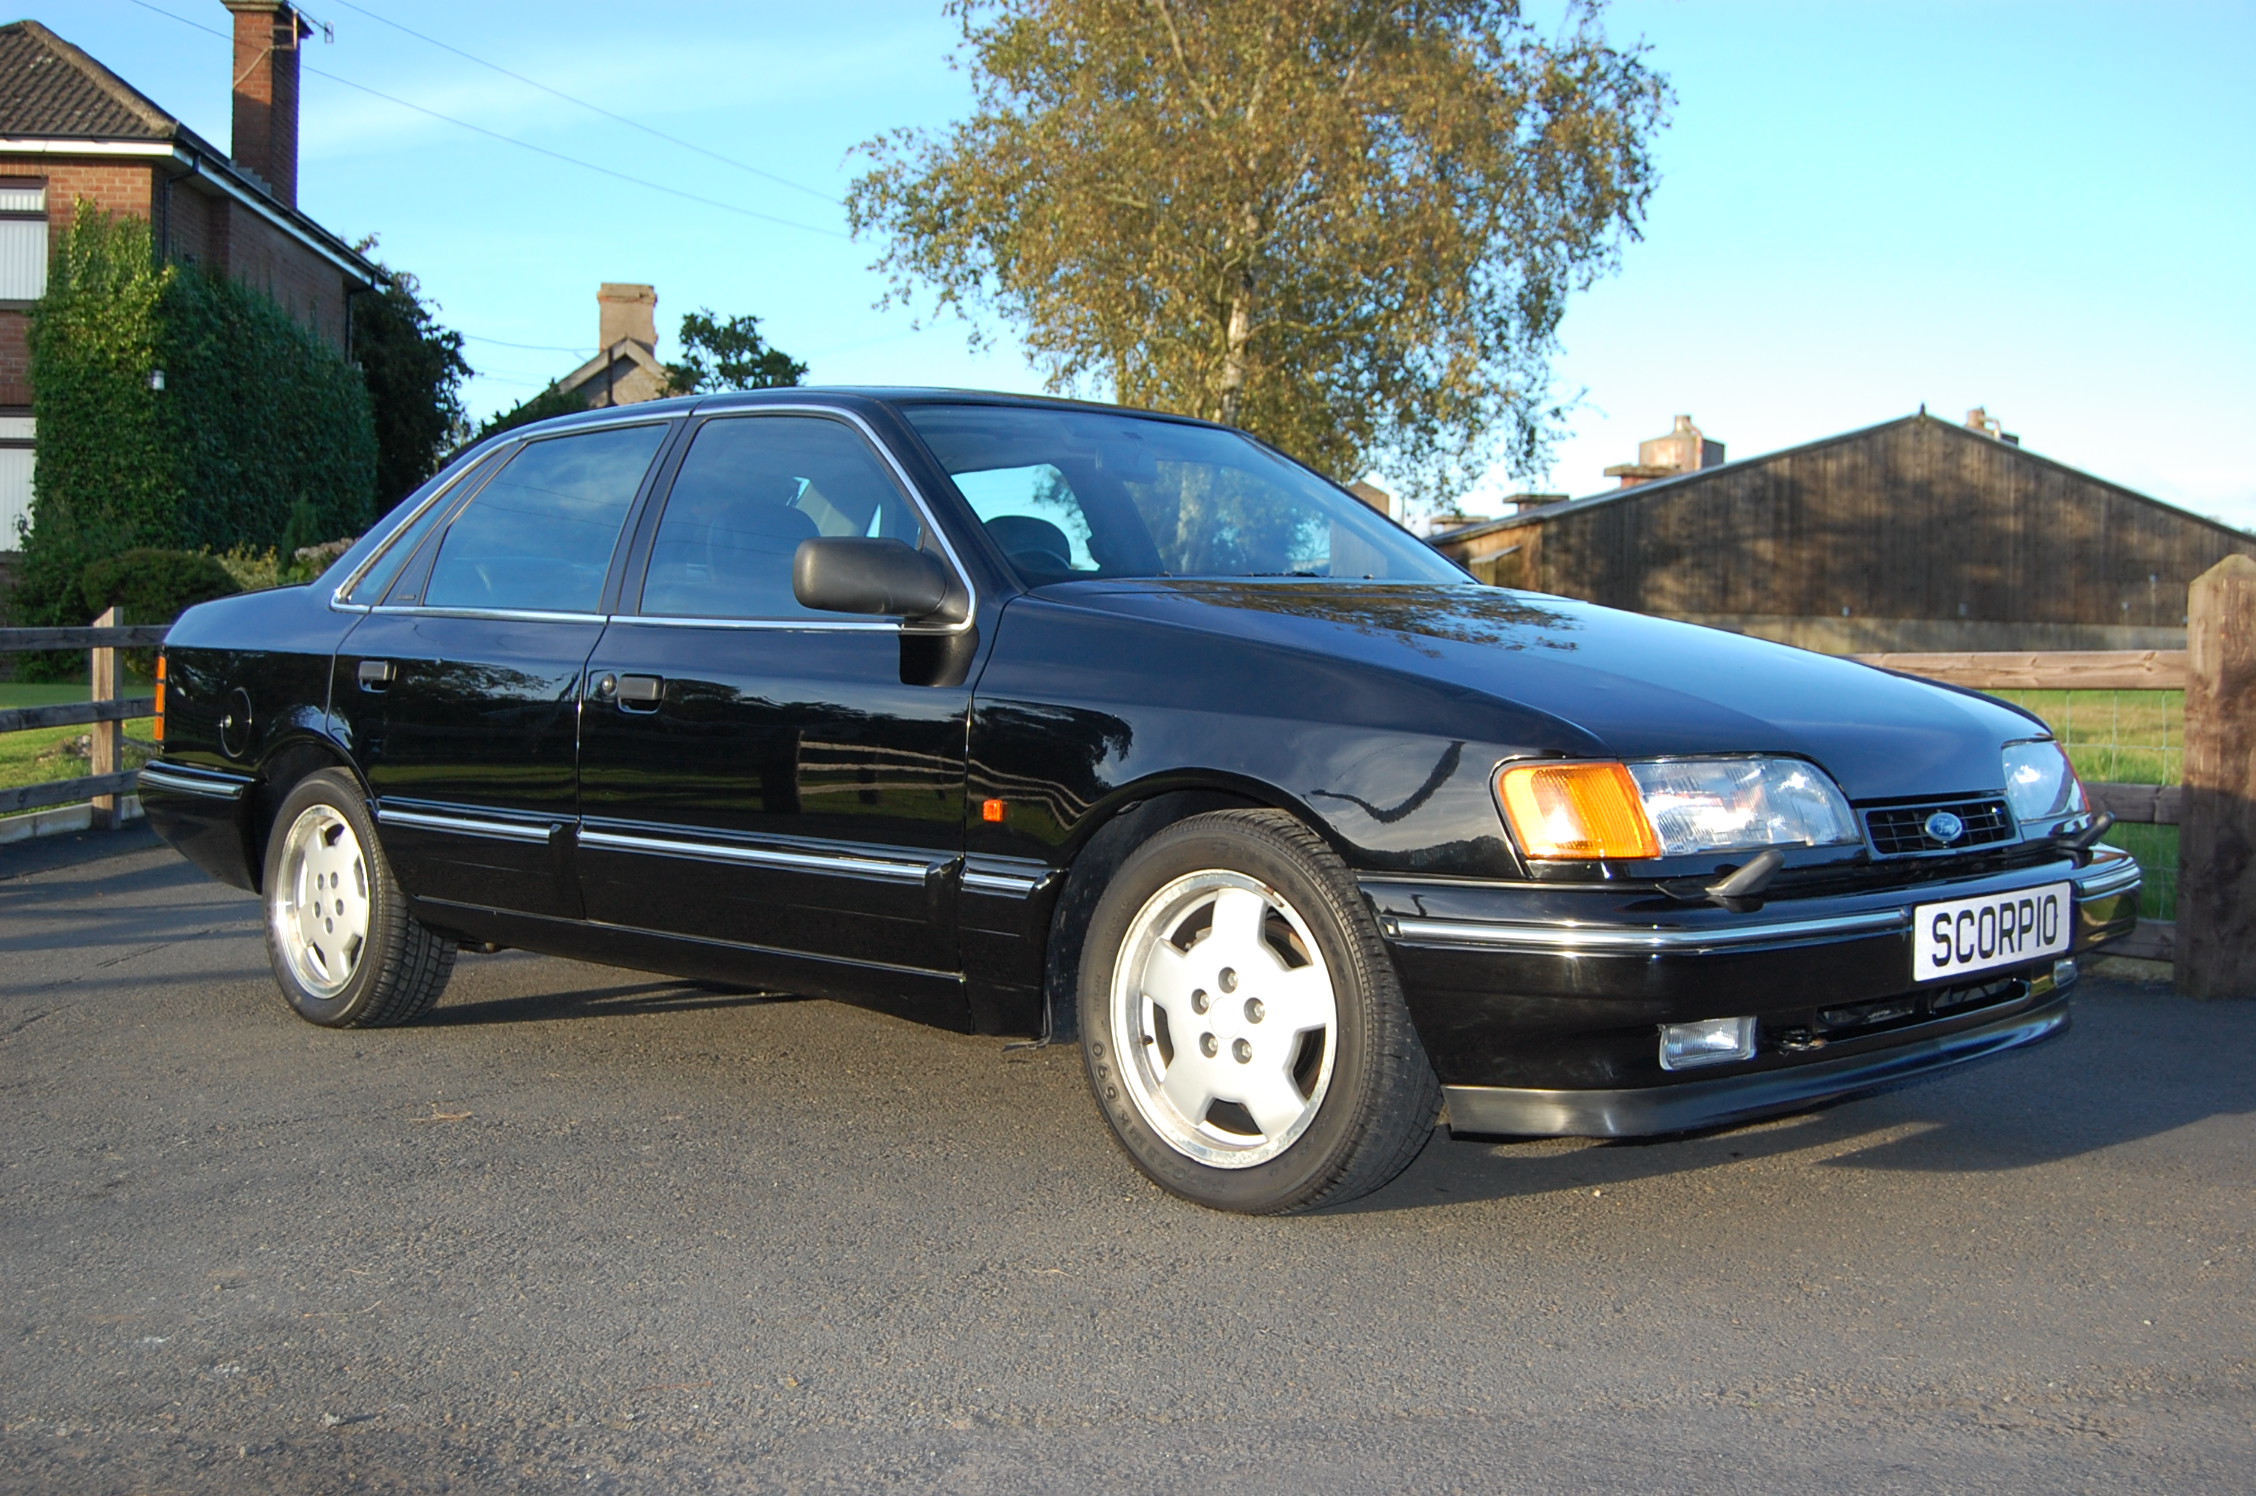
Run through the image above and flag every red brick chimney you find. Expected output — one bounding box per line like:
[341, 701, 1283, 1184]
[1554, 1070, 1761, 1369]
[223, 1, 310, 207]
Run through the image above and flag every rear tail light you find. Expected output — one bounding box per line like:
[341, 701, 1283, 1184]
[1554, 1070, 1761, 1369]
[153, 652, 166, 745]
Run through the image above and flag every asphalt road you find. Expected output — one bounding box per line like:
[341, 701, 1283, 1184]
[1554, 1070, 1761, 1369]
[3, 827, 2252, 1495]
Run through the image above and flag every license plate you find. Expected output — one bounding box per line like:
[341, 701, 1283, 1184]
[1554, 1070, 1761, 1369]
[1913, 882, 2072, 982]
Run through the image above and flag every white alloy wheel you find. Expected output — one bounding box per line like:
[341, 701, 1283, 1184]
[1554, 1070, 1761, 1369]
[271, 803, 372, 999]
[1109, 869, 1340, 1167]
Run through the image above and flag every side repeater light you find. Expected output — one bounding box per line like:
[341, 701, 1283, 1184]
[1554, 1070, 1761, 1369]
[1495, 761, 1662, 861]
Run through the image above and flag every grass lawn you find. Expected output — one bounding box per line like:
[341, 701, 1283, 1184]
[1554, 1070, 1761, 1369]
[0, 682, 101, 709]
[0, 717, 158, 796]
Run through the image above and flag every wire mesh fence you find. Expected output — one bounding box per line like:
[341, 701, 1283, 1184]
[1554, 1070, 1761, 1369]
[1994, 688, 2180, 920]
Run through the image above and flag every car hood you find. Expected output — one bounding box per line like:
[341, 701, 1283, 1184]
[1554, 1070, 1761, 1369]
[1034, 580, 2041, 801]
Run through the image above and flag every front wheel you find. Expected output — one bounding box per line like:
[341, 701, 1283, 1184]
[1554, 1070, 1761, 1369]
[262, 769, 456, 1027]
[1078, 810, 1439, 1213]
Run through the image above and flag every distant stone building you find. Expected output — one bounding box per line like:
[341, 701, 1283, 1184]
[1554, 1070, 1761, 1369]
[0, 7, 378, 559]
[543, 282, 672, 411]
[1603, 412, 1726, 489]
[1429, 409, 2255, 654]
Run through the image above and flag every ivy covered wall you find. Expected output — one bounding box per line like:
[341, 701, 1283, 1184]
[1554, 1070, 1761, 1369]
[9, 201, 379, 628]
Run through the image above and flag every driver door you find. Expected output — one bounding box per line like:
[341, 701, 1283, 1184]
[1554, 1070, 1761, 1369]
[575, 411, 972, 1010]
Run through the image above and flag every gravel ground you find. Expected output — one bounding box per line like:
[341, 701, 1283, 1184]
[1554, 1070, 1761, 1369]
[3, 827, 2251, 1494]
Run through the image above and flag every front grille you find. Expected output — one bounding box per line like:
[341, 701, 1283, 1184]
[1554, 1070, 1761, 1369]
[1863, 797, 2016, 856]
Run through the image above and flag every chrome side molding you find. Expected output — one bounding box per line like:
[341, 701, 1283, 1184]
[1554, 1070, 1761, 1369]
[1384, 908, 1910, 953]
[375, 807, 553, 844]
[579, 827, 940, 885]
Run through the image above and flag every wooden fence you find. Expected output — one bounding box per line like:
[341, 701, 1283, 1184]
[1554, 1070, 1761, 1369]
[0, 610, 168, 826]
[1855, 554, 2256, 999]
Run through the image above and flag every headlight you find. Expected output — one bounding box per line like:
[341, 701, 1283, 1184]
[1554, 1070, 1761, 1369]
[1496, 757, 1860, 861]
[2002, 740, 2085, 824]
[1625, 758, 1861, 856]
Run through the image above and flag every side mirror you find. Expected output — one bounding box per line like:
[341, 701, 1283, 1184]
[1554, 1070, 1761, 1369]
[793, 537, 955, 619]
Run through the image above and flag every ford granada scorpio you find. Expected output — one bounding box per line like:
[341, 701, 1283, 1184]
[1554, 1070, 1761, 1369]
[140, 389, 2141, 1213]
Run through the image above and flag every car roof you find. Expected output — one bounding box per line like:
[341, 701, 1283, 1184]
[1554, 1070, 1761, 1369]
[497, 385, 1223, 430]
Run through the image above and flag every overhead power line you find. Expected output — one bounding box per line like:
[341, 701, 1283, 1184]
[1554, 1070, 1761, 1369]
[330, 0, 842, 207]
[120, 0, 849, 239]
[461, 334, 593, 354]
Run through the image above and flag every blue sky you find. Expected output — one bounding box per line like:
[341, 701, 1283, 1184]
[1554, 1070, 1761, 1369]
[49, 0, 2256, 529]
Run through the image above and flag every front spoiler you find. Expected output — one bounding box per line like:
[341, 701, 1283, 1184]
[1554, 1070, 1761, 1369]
[1443, 990, 2069, 1139]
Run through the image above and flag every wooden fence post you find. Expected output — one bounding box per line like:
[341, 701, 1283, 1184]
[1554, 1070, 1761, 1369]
[89, 606, 121, 832]
[2175, 554, 2256, 999]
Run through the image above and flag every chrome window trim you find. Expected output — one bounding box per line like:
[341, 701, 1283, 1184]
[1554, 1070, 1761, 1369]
[375, 807, 553, 844]
[608, 613, 905, 634]
[137, 764, 250, 801]
[360, 605, 609, 625]
[1383, 908, 1911, 953]
[632, 403, 980, 635]
[579, 827, 941, 885]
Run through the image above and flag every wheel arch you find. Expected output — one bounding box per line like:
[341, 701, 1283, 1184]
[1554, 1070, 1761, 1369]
[1039, 771, 1353, 1043]
[247, 733, 368, 894]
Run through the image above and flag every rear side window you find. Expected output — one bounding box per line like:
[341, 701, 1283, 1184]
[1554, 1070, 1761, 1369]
[345, 448, 505, 605]
[422, 424, 668, 613]
[637, 415, 922, 620]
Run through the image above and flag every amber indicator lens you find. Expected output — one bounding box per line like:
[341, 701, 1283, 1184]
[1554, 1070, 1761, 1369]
[1496, 761, 1661, 860]
[981, 798, 1008, 823]
[153, 653, 166, 745]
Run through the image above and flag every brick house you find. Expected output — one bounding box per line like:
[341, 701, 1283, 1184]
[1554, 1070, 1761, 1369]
[0, 5, 380, 559]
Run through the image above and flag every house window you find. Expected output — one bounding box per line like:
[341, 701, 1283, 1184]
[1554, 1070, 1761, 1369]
[0, 413, 34, 554]
[0, 180, 48, 303]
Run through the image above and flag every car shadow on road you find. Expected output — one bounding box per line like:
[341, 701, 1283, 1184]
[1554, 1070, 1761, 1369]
[422, 966, 797, 1027]
[1336, 984, 2256, 1214]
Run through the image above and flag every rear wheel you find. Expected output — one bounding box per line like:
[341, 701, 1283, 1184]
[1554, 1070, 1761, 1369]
[262, 769, 455, 1027]
[1078, 809, 1439, 1213]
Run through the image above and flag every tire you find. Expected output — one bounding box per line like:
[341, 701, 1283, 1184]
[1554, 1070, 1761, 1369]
[261, 769, 456, 1028]
[1078, 809, 1440, 1214]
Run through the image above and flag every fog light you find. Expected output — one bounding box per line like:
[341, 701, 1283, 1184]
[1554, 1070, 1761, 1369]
[1659, 1016, 1757, 1071]
[2052, 958, 2078, 989]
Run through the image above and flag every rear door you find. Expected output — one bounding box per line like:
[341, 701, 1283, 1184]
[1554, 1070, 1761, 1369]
[336, 419, 673, 921]
[575, 409, 973, 994]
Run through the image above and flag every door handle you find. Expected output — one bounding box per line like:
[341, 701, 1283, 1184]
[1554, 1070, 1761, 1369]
[357, 659, 395, 691]
[615, 674, 664, 711]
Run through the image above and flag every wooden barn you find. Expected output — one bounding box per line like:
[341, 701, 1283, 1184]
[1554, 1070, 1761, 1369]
[1430, 411, 2256, 653]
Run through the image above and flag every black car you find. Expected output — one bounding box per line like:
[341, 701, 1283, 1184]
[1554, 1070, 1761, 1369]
[140, 389, 2140, 1213]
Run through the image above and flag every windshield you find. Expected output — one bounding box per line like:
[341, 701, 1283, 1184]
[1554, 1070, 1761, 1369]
[902, 404, 1469, 586]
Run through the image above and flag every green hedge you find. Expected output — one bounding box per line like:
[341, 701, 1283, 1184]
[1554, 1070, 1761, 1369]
[163, 259, 377, 553]
[80, 547, 242, 622]
[11, 204, 174, 639]
[9, 201, 377, 645]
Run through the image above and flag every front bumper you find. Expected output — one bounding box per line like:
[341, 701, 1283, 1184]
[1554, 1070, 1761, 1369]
[1363, 849, 2139, 1137]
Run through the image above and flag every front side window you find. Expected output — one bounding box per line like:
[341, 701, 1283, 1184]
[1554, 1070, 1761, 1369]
[422, 423, 668, 613]
[903, 404, 1468, 586]
[637, 414, 923, 620]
